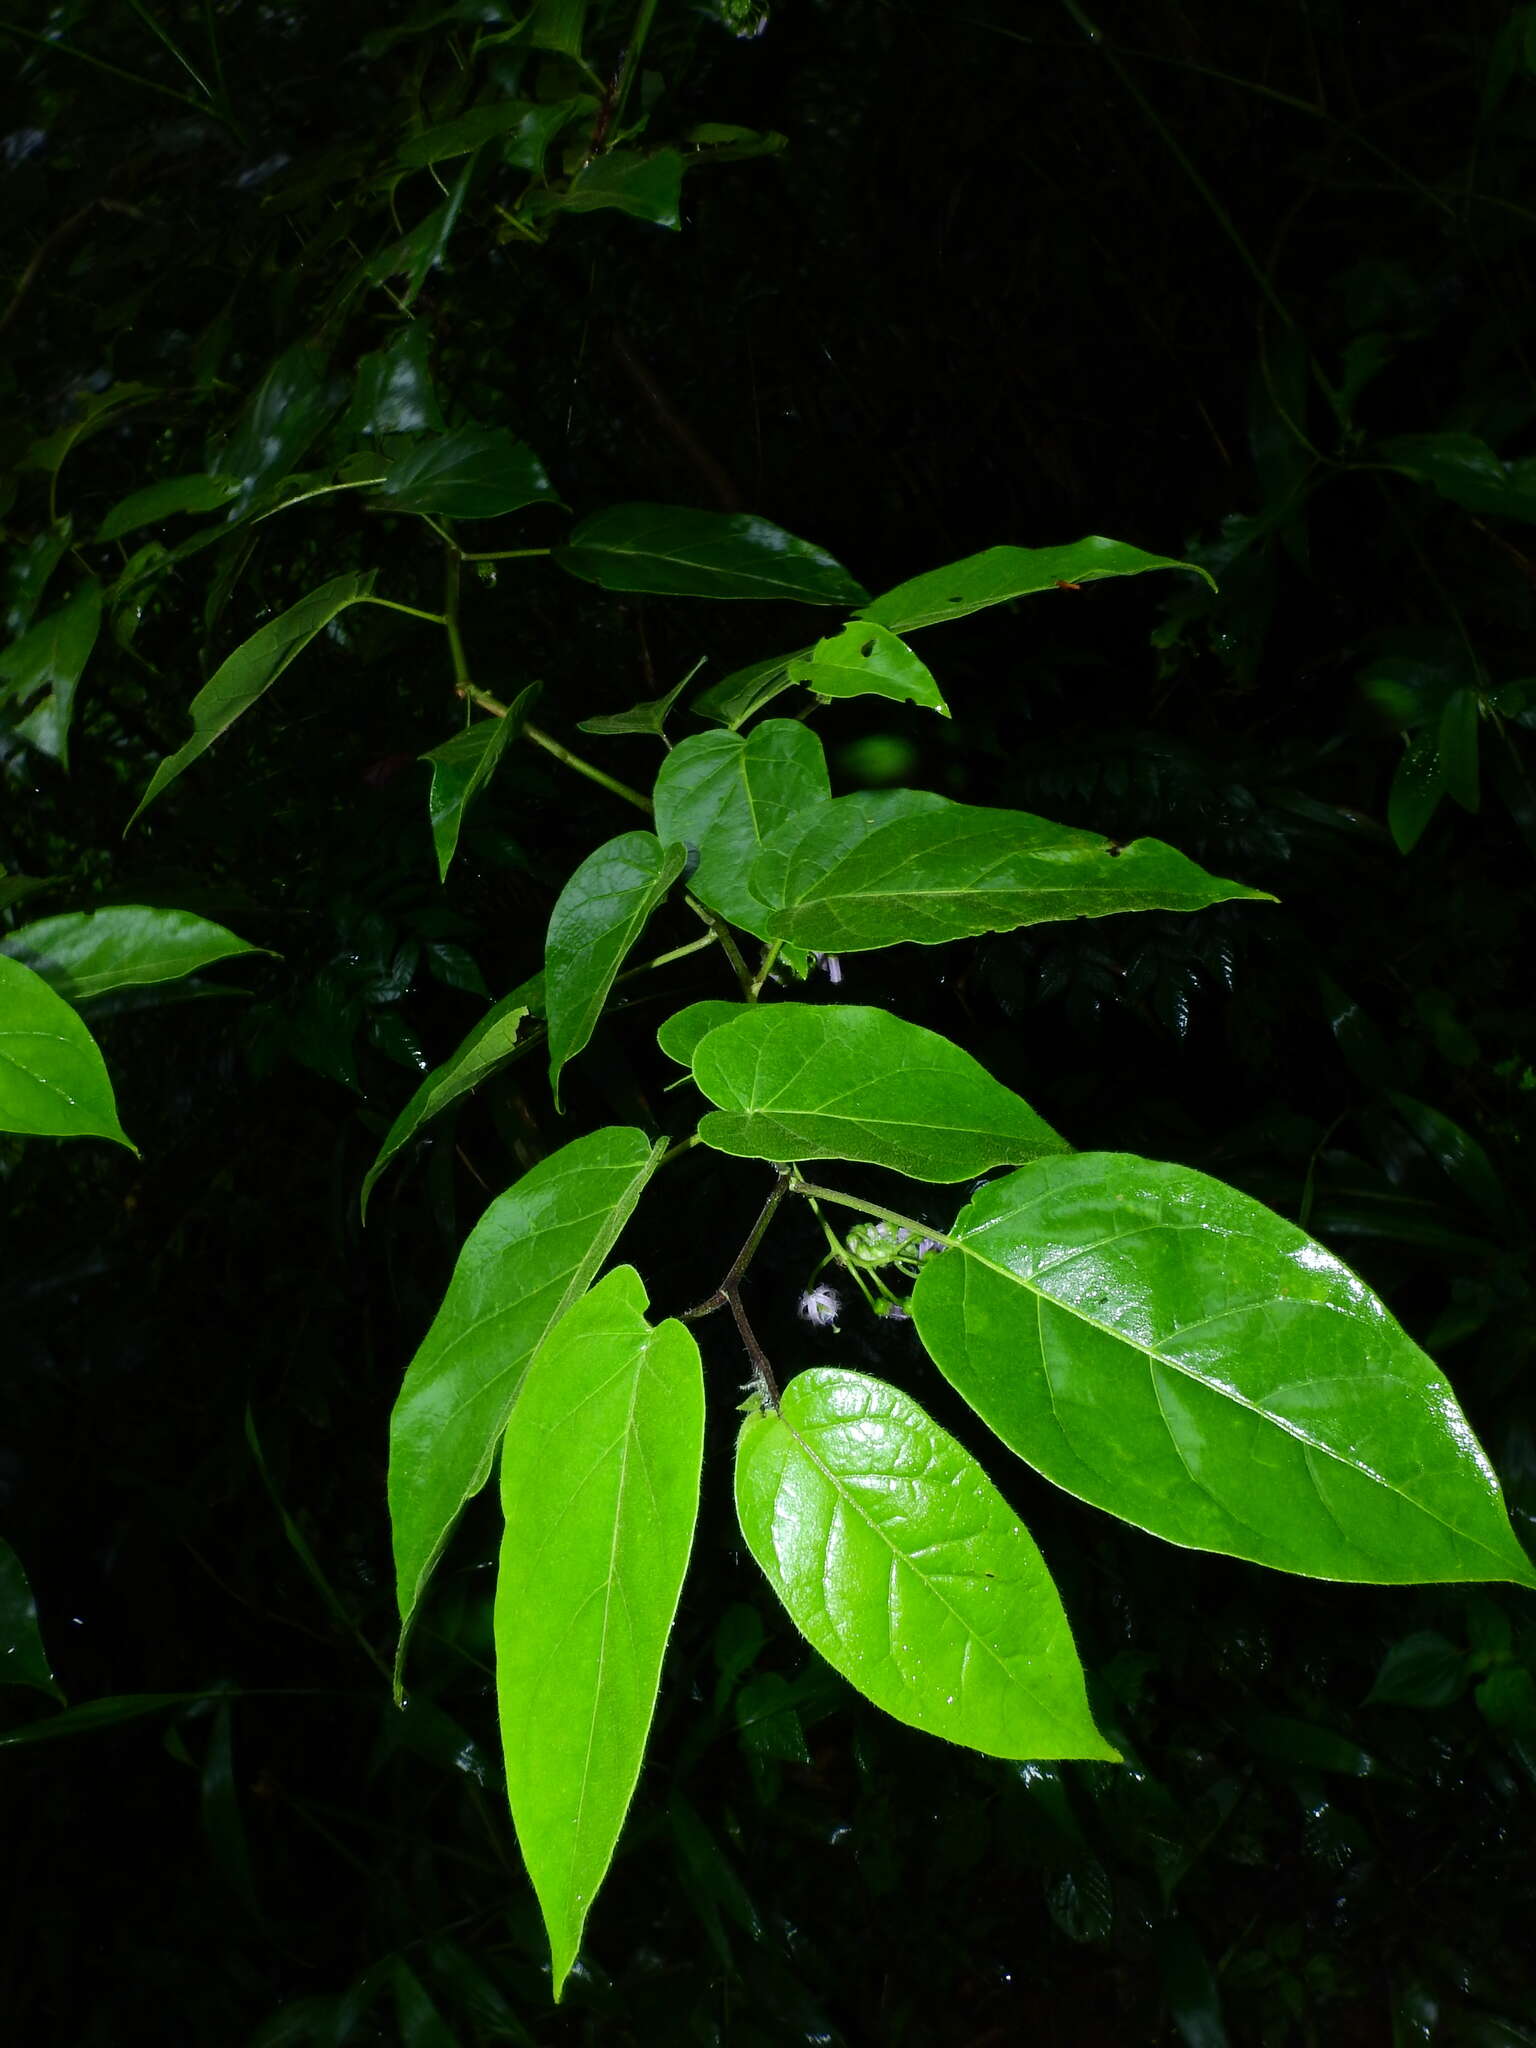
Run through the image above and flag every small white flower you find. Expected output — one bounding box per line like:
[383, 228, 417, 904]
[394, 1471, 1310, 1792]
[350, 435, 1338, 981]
[797, 1283, 842, 1329]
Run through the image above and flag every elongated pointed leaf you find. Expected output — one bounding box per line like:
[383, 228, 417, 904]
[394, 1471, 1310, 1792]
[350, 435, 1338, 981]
[95, 474, 242, 542]
[498, 1266, 703, 1999]
[752, 789, 1271, 954]
[361, 978, 543, 1219]
[0, 954, 134, 1149]
[1, 906, 266, 1004]
[376, 428, 561, 520]
[656, 999, 748, 1065]
[0, 579, 102, 763]
[910, 1153, 1536, 1586]
[388, 1126, 664, 1680]
[577, 672, 691, 736]
[689, 648, 806, 729]
[130, 571, 377, 825]
[1380, 432, 1536, 523]
[735, 1369, 1116, 1760]
[554, 505, 868, 604]
[858, 537, 1213, 635]
[545, 832, 686, 1103]
[691, 1004, 1068, 1180]
[789, 621, 949, 715]
[423, 685, 536, 882]
[561, 149, 684, 229]
[0, 1537, 62, 1700]
[653, 721, 830, 937]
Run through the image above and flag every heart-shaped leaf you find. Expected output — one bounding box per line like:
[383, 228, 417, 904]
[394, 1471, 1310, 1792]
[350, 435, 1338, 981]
[653, 721, 829, 937]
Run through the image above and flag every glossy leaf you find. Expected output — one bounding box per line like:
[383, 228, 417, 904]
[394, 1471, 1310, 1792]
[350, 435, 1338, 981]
[0, 954, 134, 1149]
[361, 979, 542, 1219]
[0, 579, 102, 763]
[503, 97, 591, 171]
[497, 1266, 704, 1999]
[654, 720, 830, 936]
[1380, 432, 1536, 522]
[858, 537, 1213, 634]
[561, 149, 684, 230]
[656, 999, 748, 1065]
[216, 344, 338, 511]
[129, 571, 377, 825]
[422, 685, 536, 882]
[1388, 727, 1444, 853]
[691, 1004, 1069, 1180]
[388, 1126, 663, 1676]
[95, 474, 242, 542]
[343, 323, 443, 437]
[753, 789, 1272, 953]
[3, 526, 70, 637]
[554, 504, 869, 605]
[689, 648, 805, 729]
[789, 620, 949, 715]
[399, 99, 554, 165]
[910, 1152, 1536, 1585]
[0, 1537, 62, 1700]
[544, 832, 687, 1103]
[735, 1369, 1117, 1760]
[376, 428, 561, 520]
[0, 906, 266, 1004]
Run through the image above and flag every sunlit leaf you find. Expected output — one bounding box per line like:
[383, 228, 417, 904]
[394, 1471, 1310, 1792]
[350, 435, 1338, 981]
[545, 832, 687, 1103]
[653, 720, 829, 936]
[735, 1369, 1117, 1760]
[656, 999, 747, 1065]
[497, 1267, 703, 1999]
[910, 1152, 1536, 1585]
[0, 954, 134, 1149]
[858, 537, 1213, 634]
[789, 620, 948, 715]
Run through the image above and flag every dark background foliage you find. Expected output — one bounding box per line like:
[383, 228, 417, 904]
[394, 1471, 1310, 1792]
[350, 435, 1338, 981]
[4, 1, 1536, 2041]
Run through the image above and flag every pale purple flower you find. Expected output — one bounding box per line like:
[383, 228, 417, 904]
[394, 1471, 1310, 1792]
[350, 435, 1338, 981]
[797, 1283, 842, 1329]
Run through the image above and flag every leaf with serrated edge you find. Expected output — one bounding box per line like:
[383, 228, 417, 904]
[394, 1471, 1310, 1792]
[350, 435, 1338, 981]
[0, 954, 135, 1149]
[498, 1266, 703, 1999]
[753, 789, 1273, 954]
[736, 1369, 1116, 1760]
[0, 906, 267, 1004]
[789, 620, 949, 715]
[911, 1152, 1536, 1585]
[388, 1126, 664, 1685]
[545, 833, 686, 1103]
[692, 1004, 1068, 1181]
[859, 537, 1214, 634]
[361, 979, 542, 1219]
[653, 721, 829, 938]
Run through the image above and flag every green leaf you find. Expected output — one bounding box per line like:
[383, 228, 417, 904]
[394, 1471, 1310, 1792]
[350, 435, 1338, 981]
[735, 1369, 1117, 1760]
[554, 505, 869, 605]
[0, 954, 135, 1149]
[1438, 687, 1481, 811]
[690, 1004, 1069, 1180]
[343, 323, 444, 437]
[399, 98, 556, 165]
[654, 720, 830, 937]
[0, 1537, 62, 1700]
[95, 475, 242, 543]
[560, 149, 684, 229]
[689, 648, 806, 729]
[422, 685, 536, 881]
[502, 97, 591, 171]
[753, 789, 1273, 953]
[0, 1692, 205, 1747]
[577, 673, 692, 737]
[1365, 1631, 1470, 1708]
[497, 1266, 704, 1999]
[361, 979, 542, 1219]
[858, 537, 1214, 634]
[0, 906, 266, 1004]
[129, 571, 377, 825]
[788, 620, 949, 715]
[388, 1125, 663, 1677]
[909, 1152, 1536, 1586]
[3, 526, 71, 637]
[1380, 432, 1536, 523]
[0, 580, 103, 764]
[545, 832, 687, 1103]
[1388, 727, 1444, 853]
[656, 999, 747, 1065]
[216, 344, 339, 511]
[526, 0, 587, 57]
[376, 427, 562, 520]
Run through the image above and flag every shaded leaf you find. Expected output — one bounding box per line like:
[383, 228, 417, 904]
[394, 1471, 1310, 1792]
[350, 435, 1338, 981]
[497, 1267, 703, 1999]
[735, 1368, 1117, 1760]
[577, 673, 692, 737]
[0, 906, 266, 1004]
[753, 789, 1272, 953]
[129, 571, 377, 824]
[95, 475, 242, 543]
[1388, 726, 1444, 853]
[215, 344, 338, 512]
[789, 620, 949, 715]
[0, 580, 102, 764]
[1365, 1631, 1470, 1708]
[691, 1003, 1069, 1180]
[0, 954, 134, 1149]
[361, 978, 542, 1219]
[388, 1126, 664, 1680]
[545, 832, 687, 1103]
[560, 149, 684, 229]
[422, 685, 536, 882]
[654, 720, 830, 936]
[343, 323, 443, 437]
[0, 1537, 62, 1700]
[910, 1152, 1536, 1585]
[1380, 432, 1536, 523]
[554, 504, 868, 604]
[858, 537, 1213, 634]
[689, 647, 805, 729]
[376, 426, 562, 520]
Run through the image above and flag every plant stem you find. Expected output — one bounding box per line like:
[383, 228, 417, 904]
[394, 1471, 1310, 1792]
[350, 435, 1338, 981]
[611, 0, 660, 133]
[787, 1174, 961, 1253]
[458, 546, 552, 563]
[686, 894, 753, 995]
[365, 596, 449, 626]
[443, 550, 471, 689]
[681, 1168, 792, 1408]
[748, 937, 783, 999]
[523, 722, 653, 814]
